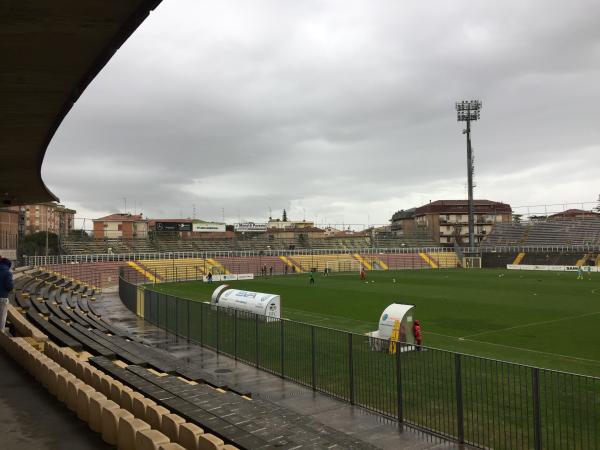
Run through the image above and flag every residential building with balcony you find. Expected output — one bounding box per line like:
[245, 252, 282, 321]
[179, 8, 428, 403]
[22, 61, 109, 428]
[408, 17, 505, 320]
[411, 200, 512, 245]
[17, 202, 76, 236]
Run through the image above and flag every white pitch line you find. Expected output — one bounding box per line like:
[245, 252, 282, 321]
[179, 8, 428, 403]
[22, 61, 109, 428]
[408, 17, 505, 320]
[424, 331, 600, 365]
[424, 331, 462, 339]
[460, 310, 600, 340]
[284, 308, 372, 327]
[461, 339, 600, 365]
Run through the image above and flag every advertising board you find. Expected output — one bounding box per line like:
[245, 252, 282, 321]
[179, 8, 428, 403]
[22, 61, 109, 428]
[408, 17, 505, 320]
[192, 222, 225, 232]
[507, 264, 598, 272]
[234, 222, 267, 232]
[203, 273, 254, 282]
[155, 222, 192, 232]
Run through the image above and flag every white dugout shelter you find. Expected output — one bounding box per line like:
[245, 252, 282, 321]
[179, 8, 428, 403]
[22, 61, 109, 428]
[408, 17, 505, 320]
[367, 303, 416, 351]
[211, 284, 281, 319]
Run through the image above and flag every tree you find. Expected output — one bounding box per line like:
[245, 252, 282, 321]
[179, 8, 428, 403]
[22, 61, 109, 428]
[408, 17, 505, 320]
[512, 214, 523, 224]
[282, 209, 288, 222]
[595, 194, 600, 213]
[19, 232, 60, 256]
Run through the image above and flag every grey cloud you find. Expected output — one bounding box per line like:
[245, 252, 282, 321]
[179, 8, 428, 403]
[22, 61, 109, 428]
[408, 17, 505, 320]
[43, 0, 600, 224]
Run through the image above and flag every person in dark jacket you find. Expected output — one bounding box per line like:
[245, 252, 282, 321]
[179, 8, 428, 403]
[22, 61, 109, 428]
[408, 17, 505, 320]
[0, 258, 14, 333]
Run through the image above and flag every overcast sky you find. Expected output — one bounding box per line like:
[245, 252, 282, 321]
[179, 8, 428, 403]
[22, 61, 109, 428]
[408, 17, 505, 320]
[43, 0, 600, 228]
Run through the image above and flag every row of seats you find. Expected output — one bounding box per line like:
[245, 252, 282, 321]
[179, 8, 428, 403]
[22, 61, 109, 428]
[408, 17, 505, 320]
[42, 261, 123, 291]
[60, 232, 441, 255]
[428, 252, 460, 268]
[2, 270, 240, 449]
[0, 333, 231, 450]
[136, 258, 227, 282]
[38, 250, 456, 288]
[135, 251, 451, 280]
[288, 253, 359, 271]
[8, 269, 370, 448]
[483, 219, 600, 247]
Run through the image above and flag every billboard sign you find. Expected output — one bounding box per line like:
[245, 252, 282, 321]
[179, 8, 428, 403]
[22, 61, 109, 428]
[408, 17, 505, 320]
[192, 222, 225, 232]
[234, 222, 267, 232]
[154, 222, 192, 232]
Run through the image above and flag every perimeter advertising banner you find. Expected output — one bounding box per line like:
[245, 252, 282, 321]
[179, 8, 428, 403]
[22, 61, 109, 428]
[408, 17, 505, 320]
[507, 264, 599, 272]
[203, 273, 255, 282]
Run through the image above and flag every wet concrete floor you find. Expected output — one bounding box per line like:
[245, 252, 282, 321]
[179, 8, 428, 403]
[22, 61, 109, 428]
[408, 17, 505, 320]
[98, 292, 469, 450]
[0, 348, 112, 450]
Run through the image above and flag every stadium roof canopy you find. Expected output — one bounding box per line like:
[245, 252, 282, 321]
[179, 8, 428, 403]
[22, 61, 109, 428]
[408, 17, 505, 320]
[0, 0, 162, 206]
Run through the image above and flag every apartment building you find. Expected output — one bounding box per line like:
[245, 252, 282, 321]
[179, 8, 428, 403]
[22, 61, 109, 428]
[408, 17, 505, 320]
[392, 200, 512, 245]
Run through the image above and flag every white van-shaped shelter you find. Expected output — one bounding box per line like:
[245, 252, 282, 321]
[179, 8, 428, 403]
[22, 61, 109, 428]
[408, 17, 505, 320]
[366, 303, 416, 352]
[211, 284, 281, 320]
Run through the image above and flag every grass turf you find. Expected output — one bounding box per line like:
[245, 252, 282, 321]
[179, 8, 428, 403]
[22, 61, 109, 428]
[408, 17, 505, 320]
[147, 268, 600, 377]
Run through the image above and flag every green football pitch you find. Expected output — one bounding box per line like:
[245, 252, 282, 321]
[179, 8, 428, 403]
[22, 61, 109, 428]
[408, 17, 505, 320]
[148, 268, 600, 377]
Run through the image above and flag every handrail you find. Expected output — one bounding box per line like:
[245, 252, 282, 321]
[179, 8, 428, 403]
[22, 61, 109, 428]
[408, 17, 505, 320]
[25, 243, 600, 266]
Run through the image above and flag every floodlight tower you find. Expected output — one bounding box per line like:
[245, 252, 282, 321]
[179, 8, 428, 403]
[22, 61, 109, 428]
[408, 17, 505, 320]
[455, 100, 482, 250]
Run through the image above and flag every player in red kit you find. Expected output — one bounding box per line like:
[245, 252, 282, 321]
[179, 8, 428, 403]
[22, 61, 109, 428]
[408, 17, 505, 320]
[360, 267, 366, 281]
[413, 320, 422, 351]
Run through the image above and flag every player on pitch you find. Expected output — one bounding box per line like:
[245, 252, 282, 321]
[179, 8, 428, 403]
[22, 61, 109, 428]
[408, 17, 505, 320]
[413, 320, 423, 351]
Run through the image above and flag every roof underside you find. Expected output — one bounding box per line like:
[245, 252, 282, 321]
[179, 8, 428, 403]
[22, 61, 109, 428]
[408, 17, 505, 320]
[0, 0, 162, 206]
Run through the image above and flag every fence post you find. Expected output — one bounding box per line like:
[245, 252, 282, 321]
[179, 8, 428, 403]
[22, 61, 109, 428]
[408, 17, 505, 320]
[255, 314, 259, 368]
[234, 309, 238, 361]
[186, 300, 190, 343]
[164, 293, 168, 330]
[216, 305, 220, 354]
[280, 319, 285, 378]
[175, 297, 179, 338]
[532, 368, 542, 450]
[311, 325, 316, 390]
[348, 333, 354, 404]
[396, 344, 403, 423]
[200, 301, 204, 346]
[455, 354, 464, 443]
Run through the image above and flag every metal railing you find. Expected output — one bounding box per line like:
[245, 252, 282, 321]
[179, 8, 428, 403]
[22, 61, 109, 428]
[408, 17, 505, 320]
[25, 246, 455, 266]
[480, 244, 600, 253]
[25, 243, 600, 267]
[119, 268, 600, 450]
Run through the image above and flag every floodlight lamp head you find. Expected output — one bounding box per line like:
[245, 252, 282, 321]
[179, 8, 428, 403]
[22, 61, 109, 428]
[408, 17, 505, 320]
[456, 99, 482, 121]
[455, 100, 482, 112]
